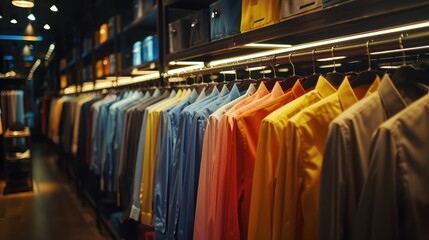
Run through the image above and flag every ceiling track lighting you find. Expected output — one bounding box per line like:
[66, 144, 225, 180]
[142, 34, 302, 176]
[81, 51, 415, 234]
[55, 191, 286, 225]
[11, 0, 34, 8]
[10, 19, 18, 24]
[44, 24, 51, 30]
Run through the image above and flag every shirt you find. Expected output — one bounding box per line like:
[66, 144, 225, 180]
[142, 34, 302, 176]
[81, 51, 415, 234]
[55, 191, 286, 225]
[179, 85, 241, 240]
[154, 89, 198, 238]
[140, 90, 186, 225]
[319, 75, 407, 240]
[128, 89, 170, 221]
[194, 84, 256, 240]
[279, 77, 379, 240]
[353, 92, 429, 240]
[224, 81, 305, 240]
[212, 83, 270, 240]
[248, 76, 336, 240]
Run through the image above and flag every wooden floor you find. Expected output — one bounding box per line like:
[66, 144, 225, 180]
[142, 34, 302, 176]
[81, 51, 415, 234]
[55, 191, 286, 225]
[0, 141, 111, 240]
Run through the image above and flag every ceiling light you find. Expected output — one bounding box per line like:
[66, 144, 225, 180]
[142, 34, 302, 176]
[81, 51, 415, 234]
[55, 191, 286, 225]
[12, 0, 34, 8]
[0, 15, 3, 19]
[209, 20, 429, 67]
[278, 68, 289, 72]
[49, 43, 55, 50]
[169, 61, 204, 66]
[10, 19, 17, 24]
[44, 24, 50, 30]
[50, 5, 58, 12]
[245, 66, 267, 71]
[27, 13, 35, 21]
[316, 56, 346, 62]
[244, 43, 293, 48]
[319, 63, 342, 69]
[379, 65, 401, 69]
[219, 70, 236, 75]
[260, 69, 272, 74]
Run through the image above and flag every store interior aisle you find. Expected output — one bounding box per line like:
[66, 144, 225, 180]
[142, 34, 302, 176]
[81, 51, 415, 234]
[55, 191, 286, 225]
[0, 141, 110, 240]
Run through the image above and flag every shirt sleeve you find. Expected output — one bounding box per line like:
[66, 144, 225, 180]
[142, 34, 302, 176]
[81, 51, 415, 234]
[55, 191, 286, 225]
[318, 122, 349, 240]
[352, 127, 399, 240]
[248, 120, 282, 240]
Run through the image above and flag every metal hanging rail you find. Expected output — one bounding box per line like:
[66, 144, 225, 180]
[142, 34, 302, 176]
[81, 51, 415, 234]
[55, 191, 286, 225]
[164, 29, 429, 78]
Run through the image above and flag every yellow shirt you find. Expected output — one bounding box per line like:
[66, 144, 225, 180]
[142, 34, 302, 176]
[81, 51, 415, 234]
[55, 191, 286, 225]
[248, 76, 336, 240]
[51, 96, 67, 144]
[240, 0, 281, 32]
[278, 78, 379, 240]
[140, 89, 188, 225]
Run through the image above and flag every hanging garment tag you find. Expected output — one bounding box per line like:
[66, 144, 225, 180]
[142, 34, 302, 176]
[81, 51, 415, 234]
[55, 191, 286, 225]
[130, 205, 140, 221]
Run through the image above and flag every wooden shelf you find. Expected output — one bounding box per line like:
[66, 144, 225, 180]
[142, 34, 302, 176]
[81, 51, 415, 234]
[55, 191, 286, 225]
[121, 8, 158, 35]
[165, 0, 429, 63]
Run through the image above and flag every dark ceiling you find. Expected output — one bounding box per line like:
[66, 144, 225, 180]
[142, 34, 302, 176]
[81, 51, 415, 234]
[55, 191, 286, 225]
[0, 0, 132, 75]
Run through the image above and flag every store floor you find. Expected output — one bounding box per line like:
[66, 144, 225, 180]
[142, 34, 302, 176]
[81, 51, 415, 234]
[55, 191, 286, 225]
[0, 141, 111, 240]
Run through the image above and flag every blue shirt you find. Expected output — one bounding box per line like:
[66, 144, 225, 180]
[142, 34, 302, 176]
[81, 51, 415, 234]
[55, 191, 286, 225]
[154, 89, 199, 237]
[178, 85, 241, 240]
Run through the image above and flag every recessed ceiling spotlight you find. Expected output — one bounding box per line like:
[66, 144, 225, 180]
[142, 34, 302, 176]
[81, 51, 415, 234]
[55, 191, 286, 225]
[0, 15, 3, 19]
[44, 24, 50, 30]
[10, 18, 18, 24]
[27, 13, 35, 21]
[50, 5, 58, 12]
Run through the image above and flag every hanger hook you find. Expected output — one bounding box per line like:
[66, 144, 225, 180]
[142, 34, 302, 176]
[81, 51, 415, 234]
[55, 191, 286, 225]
[270, 55, 277, 78]
[366, 40, 373, 71]
[311, 49, 316, 74]
[260, 57, 266, 78]
[331, 45, 337, 72]
[399, 34, 408, 66]
[233, 68, 238, 80]
[246, 65, 252, 79]
[289, 52, 296, 76]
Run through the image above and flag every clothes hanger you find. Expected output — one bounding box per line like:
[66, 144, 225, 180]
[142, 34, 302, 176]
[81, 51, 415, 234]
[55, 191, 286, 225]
[227, 68, 242, 90]
[303, 49, 320, 90]
[351, 40, 383, 88]
[264, 55, 285, 91]
[217, 70, 229, 90]
[257, 58, 270, 87]
[238, 66, 258, 92]
[325, 45, 345, 87]
[392, 34, 429, 86]
[205, 72, 219, 94]
[283, 52, 303, 91]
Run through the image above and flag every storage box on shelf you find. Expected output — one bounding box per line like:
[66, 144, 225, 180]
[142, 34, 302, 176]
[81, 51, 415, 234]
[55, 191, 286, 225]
[241, 0, 281, 33]
[169, 18, 191, 53]
[133, 0, 156, 20]
[209, 0, 242, 41]
[189, 9, 210, 47]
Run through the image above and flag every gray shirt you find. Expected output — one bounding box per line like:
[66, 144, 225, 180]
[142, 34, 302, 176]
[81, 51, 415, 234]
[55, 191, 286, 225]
[352, 92, 429, 240]
[319, 75, 409, 240]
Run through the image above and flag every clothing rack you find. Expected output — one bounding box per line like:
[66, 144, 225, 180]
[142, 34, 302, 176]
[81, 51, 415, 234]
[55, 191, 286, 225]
[166, 30, 429, 77]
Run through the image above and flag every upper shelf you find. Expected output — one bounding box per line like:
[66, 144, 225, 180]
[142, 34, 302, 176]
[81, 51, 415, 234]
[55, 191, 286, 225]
[165, 0, 429, 63]
[122, 7, 158, 35]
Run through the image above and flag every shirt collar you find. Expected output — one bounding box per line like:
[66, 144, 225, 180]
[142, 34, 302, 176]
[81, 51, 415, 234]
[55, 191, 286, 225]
[245, 83, 257, 96]
[291, 80, 306, 98]
[337, 76, 380, 110]
[218, 84, 230, 98]
[378, 74, 408, 118]
[270, 82, 284, 99]
[315, 75, 337, 98]
[255, 81, 270, 97]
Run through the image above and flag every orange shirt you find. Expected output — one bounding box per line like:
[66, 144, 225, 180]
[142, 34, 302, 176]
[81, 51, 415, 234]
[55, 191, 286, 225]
[225, 81, 305, 240]
[212, 83, 270, 240]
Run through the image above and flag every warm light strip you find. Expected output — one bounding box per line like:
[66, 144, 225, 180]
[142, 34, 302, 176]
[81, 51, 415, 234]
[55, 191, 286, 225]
[379, 65, 401, 69]
[131, 69, 158, 75]
[319, 63, 342, 69]
[219, 70, 236, 75]
[94, 80, 113, 90]
[245, 66, 267, 71]
[316, 56, 347, 62]
[166, 65, 204, 75]
[64, 86, 77, 94]
[370, 45, 429, 55]
[244, 43, 293, 48]
[209, 21, 429, 67]
[82, 82, 94, 92]
[118, 77, 133, 86]
[133, 72, 161, 82]
[0, 35, 43, 41]
[169, 61, 205, 66]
